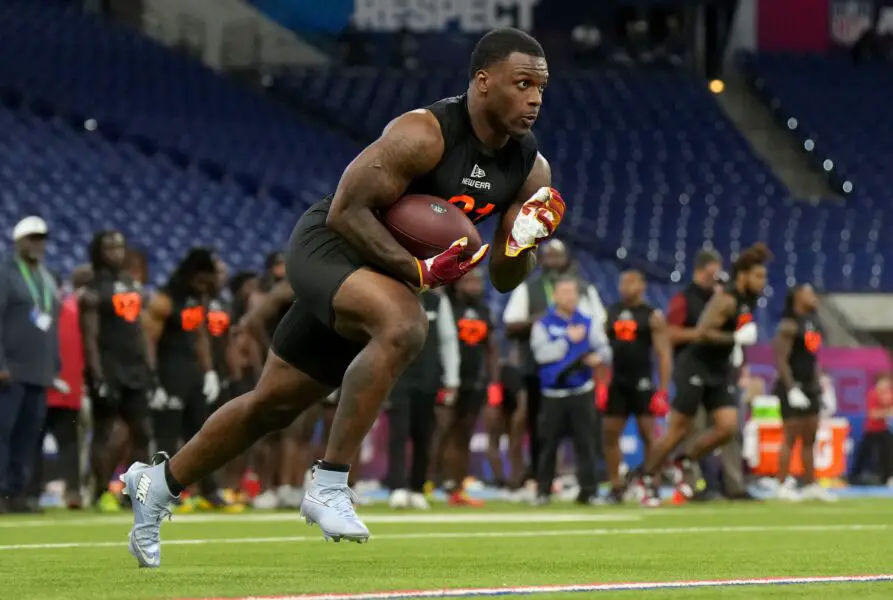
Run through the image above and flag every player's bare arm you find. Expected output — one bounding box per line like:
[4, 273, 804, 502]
[489, 153, 550, 292]
[141, 292, 171, 368]
[774, 318, 799, 389]
[327, 110, 445, 286]
[694, 291, 736, 344]
[78, 288, 104, 382]
[650, 309, 672, 390]
[242, 280, 293, 349]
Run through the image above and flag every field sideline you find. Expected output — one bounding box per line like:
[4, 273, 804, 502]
[1, 500, 892, 599]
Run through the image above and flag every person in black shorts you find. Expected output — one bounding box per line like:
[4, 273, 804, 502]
[206, 259, 245, 499]
[226, 270, 262, 402]
[241, 273, 291, 508]
[80, 231, 152, 510]
[601, 270, 671, 503]
[214, 270, 260, 496]
[241, 279, 326, 508]
[638, 243, 771, 507]
[143, 248, 237, 511]
[485, 360, 527, 497]
[124, 28, 566, 560]
[772, 283, 834, 501]
[441, 268, 497, 506]
[386, 290, 457, 509]
[208, 258, 233, 411]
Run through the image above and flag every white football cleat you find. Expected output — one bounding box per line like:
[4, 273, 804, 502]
[776, 483, 802, 502]
[252, 489, 279, 510]
[388, 489, 410, 509]
[119, 456, 175, 568]
[300, 464, 369, 543]
[408, 492, 430, 510]
[800, 483, 837, 503]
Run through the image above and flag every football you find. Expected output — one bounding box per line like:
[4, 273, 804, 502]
[381, 194, 482, 259]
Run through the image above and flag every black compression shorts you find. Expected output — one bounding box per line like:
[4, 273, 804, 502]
[671, 356, 738, 417]
[91, 383, 150, 422]
[500, 365, 522, 414]
[270, 199, 366, 387]
[774, 382, 822, 420]
[455, 387, 487, 417]
[605, 379, 652, 418]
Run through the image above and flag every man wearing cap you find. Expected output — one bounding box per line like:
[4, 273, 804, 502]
[503, 239, 607, 492]
[0, 216, 61, 512]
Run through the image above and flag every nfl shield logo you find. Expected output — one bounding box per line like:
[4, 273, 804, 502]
[830, 0, 873, 46]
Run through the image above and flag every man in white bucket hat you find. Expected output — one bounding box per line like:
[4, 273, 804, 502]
[0, 216, 60, 513]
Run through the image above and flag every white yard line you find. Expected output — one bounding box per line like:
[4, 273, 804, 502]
[0, 523, 888, 551]
[0, 512, 639, 528]
[184, 574, 893, 600]
[0, 502, 882, 529]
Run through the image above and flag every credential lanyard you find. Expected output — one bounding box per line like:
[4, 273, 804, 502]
[16, 259, 52, 313]
[543, 278, 554, 305]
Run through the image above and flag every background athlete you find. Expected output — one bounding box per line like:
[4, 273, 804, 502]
[773, 283, 834, 502]
[122, 27, 564, 566]
[81, 231, 152, 511]
[241, 279, 326, 509]
[601, 270, 671, 503]
[637, 243, 770, 506]
[442, 268, 499, 506]
[141, 248, 234, 511]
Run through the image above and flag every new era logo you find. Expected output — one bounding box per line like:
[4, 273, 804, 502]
[462, 164, 491, 190]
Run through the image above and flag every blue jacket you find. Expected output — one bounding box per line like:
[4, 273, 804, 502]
[531, 308, 611, 394]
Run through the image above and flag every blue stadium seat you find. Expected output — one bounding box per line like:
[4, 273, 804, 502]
[0, 105, 299, 285]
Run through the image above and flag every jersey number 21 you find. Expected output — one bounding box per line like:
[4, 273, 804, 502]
[448, 195, 495, 223]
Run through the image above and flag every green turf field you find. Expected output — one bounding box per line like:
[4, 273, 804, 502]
[1, 500, 892, 599]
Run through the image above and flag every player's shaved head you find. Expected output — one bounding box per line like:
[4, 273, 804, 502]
[469, 28, 545, 80]
[619, 269, 645, 303]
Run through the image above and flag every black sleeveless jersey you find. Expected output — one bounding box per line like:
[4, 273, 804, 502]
[314, 95, 538, 226]
[452, 295, 492, 390]
[207, 296, 232, 379]
[403, 95, 539, 222]
[90, 269, 149, 389]
[606, 302, 655, 384]
[157, 288, 205, 383]
[672, 283, 714, 358]
[788, 313, 822, 391]
[690, 284, 758, 374]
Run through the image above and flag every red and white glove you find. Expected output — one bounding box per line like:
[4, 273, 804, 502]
[649, 389, 670, 417]
[595, 382, 609, 413]
[505, 187, 566, 257]
[416, 237, 489, 292]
